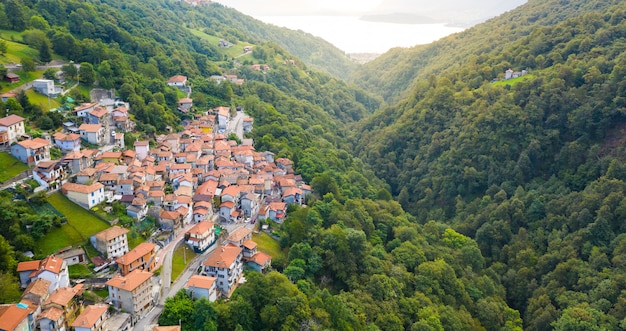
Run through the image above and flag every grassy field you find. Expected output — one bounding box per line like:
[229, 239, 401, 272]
[0, 69, 45, 93]
[127, 232, 144, 250]
[0, 152, 29, 182]
[188, 28, 250, 58]
[0, 30, 25, 43]
[38, 192, 110, 254]
[25, 89, 61, 111]
[68, 263, 93, 278]
[171, 244, 197, 283]
[0, 38, 35, 64]
[83, 289, 107, 303]
[252, 231, 287, 261]
[493, 74, 536, 86]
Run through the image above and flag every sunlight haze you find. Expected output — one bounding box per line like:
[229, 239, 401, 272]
[214, 0, 526, 54]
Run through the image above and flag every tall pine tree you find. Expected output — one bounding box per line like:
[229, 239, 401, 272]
[39, 40, 52, 63]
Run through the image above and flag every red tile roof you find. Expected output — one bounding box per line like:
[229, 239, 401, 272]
[79, 123, 103, 133]
[184, 275, 216, 290]
[105, 269, 153, 291]
[242, 240, 257, 250]
[187, 221, 215, 236]
[249, 251, 272, 266]
[167, 75, 187, 83]
[62, 182, 103, 194]
[228, 228, 252, 243]
[71, 304, 109, 328]
[0, 114, 25, 127]
[203, 245, 241, 268]
[94, 226, 129, 241]
[0, 304, 30, 330]
[116, 242, 156, 266]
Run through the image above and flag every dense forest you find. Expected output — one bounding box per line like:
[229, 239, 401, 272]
[2, 0, 626, 329]
[354, 0, 626, 329]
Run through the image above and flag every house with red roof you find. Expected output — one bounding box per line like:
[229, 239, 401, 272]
[248, 251, 272, 273]
[219, 200, 236, 222]
[106, 270, 153, 321]
[10, 137, 51, 166]
[269, 202, 287, 223]
[0, 304, 31, 331]
[38, 284, 84, 331]
[185, 275, 218, 302]
[78, 123, 106, 146]
[53, 132, 81, 152]
[33, 160, 69, 190]
[61, 181, 105, 209]
[71, 304, 109, 331]
[202, 245, 243, 298]
[16, 255, 70, 292]
[0, 114, 25, 145]
[185, 221, 217, 253]
[116, 242, 157, 275]
[159, 209, 183, 233]
[167, 75, 187, 87]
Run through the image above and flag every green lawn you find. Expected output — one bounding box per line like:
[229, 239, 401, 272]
[38, 192, 110, 254]
[0, 30, 25, 43]
[171, 244, 197, 283]
[26, 89, 61, 111]
[0, 152, 29, 182]
[493, 74, 536, 86]
[252, 231, 287, 261]
[83, 289, 107, 303]
[68, 263, 93, 278]
[188, 28, 249, 58]
[0, 38, 35, 64]
[0, 70, 45, 93]
[127, 232, 144, 250]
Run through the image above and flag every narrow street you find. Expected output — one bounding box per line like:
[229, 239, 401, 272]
[227, 110, 245, 140]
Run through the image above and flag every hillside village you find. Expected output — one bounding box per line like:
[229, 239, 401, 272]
[0, 74, 309, 331]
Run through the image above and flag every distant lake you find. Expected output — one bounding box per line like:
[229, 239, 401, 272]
[256, 15, 464, 54]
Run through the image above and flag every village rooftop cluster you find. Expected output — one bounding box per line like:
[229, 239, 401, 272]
[0, 75, 310, 331]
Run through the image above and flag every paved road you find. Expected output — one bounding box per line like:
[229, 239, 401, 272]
[4, 60, 67, 73]
[133, 219, 217, 331]
[227, 111, 245, 140]
[133, 217, 253, 331]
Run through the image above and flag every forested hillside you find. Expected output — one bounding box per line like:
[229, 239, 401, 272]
[0, 0, 524, 330]
[351, 0, 622, 103]
[354, 0, 626, 328]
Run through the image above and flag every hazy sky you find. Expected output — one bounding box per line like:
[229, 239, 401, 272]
[216, 0, 385, 15]
[215, 0, 525, 17]
[213, 0, 526, 53]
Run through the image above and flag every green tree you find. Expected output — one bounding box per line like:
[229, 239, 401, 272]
[552, 305, 606, 331]
[39, 39, 52, 63]
[0, 40, 7, 55]
[5, 0, 26, 31]
[159, 290, 194, 328]
[20, 58, 35, 73]
[43, 68, 57, 80]
[29, 15, 50, 31]
[0, 235, 16, 272]
[62, 63, 77, 80]
[78, 62, 95, 85]
[0, 271, 21, 304]
[191, 298, 218, 331]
